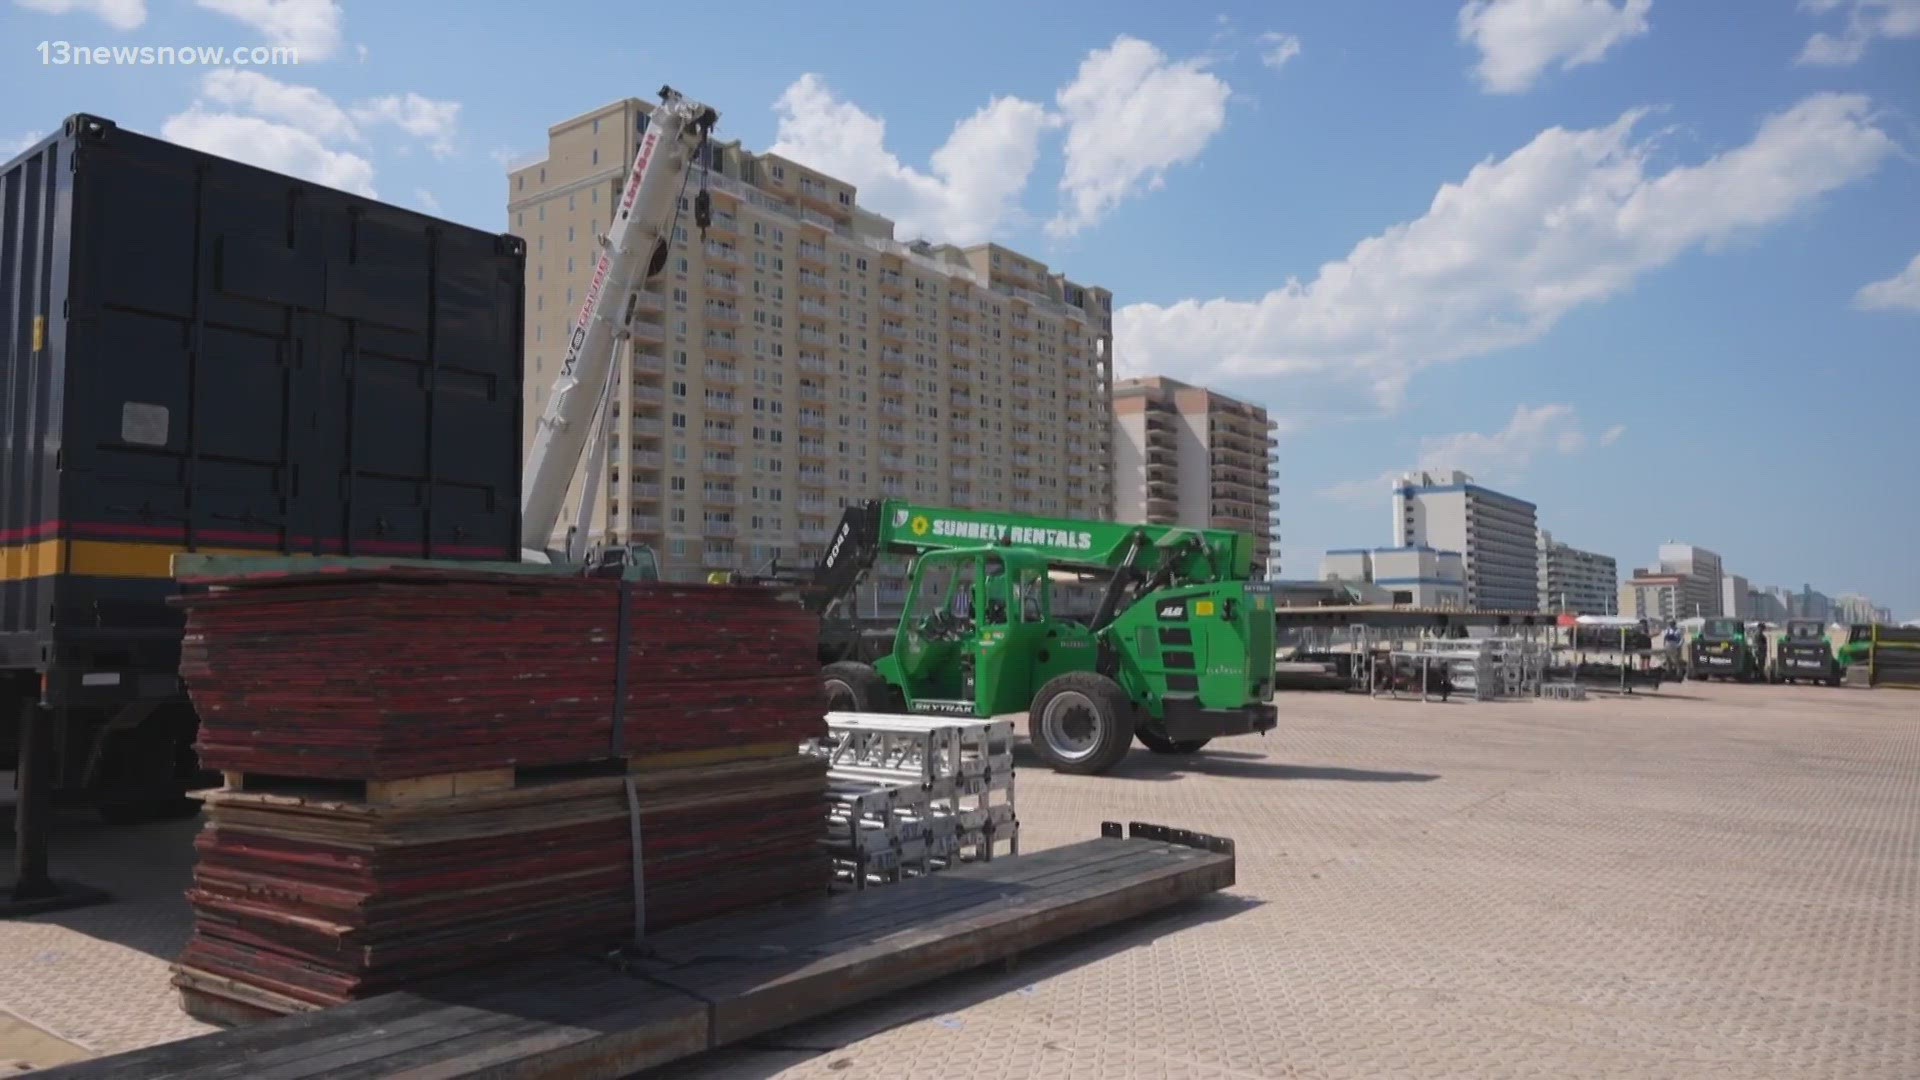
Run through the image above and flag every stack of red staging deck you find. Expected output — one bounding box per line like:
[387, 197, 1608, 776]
[167, 564, 830, 1021]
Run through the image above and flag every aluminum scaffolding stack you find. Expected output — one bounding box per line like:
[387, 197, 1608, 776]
[806, 713, 1019, 891]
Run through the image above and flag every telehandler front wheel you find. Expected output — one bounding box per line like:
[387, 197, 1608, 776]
[821, 661, 890, 713]
[1028, 672, 1134, 775]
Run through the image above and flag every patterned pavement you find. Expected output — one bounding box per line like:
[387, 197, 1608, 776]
[3, 681, 1916, 1077]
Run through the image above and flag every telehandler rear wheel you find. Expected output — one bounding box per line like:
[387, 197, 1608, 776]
[1028, 672, 1134, 775]
[821, 661, 889, 713]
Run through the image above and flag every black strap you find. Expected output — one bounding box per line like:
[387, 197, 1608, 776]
[614, 578, 645, 946]
[611, 578, 632, 758]
[625, 774, 646, 943]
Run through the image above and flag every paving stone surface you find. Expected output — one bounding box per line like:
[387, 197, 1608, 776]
[3, 681, 1916, 1077]
[0, 812, 212, 1058]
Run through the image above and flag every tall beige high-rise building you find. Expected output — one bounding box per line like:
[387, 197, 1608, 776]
[1109, 376, 1279, 575]
[508, 98, 1114, 588]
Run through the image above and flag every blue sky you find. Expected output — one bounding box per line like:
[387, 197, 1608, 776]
[6, 0, 1917, 615]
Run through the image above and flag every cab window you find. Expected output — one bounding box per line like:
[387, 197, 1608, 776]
[982, 556, 1010, 625]
[1018, 568, 1046, 622]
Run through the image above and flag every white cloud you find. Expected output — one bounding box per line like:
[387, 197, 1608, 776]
[164, 70, 462, 193]
[1321, 403, 1587, 502]
[13, 0, 144, 30]
[2, 132, 44, 158]
[1317, 473, 1399, 505]
[1258, 31, 1302, 71]
[1048, 36, 1232, 238]
[166, 70, 370, 194]
[1458, 0, 1653, 93]
[769, 73, 1054, 248]
[1600, 423, 1628, 446]
[413, 188, 442, 214]
[1853, 251, 1920, 312]
[1795, 0, 1920, 66]
[764, 37, 1230, 246]
[1116, 93, 1893, 414]
[351, 93, 461, 160]
[490, 147, 541, 170]
[1422, 403, 1585, 479]
[161, 108, 374, 195]
[196, 0, 343, 60]
[200, 68, 356, 142]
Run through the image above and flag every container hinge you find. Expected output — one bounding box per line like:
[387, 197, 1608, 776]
[67, 114, 115, 143]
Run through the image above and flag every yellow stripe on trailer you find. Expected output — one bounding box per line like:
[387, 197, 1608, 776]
[0, 539, 281, 583]
[0, 539, 63, 582]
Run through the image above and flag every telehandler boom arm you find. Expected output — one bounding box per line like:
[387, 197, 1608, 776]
[776, 499, 1258, 625]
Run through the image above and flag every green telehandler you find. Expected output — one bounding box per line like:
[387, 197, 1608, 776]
[740, 500, 1278, 775]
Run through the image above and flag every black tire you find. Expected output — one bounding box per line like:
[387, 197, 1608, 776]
[1028, 672, 1135, 775]
[821, 661, 889, 713]
[1136, 728, 1211, 755]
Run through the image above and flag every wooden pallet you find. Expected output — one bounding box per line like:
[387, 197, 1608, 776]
[41, 823, 1234, 1080]
[207, 741, 800, 809]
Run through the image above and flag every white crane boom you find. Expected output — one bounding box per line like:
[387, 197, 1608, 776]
[520, 86, 718, 560]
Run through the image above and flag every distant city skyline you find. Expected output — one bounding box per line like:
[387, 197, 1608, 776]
[1321, 471, 1903, 621]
